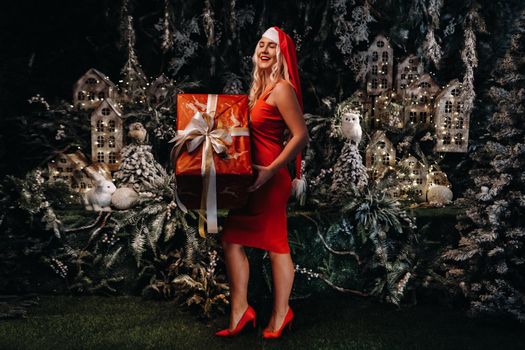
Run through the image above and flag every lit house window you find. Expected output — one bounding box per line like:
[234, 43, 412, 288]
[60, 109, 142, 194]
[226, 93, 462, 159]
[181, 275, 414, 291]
[96, 120, 104, 132]
[108, 152, 117, 164]
[382, 154, 390, 165]
[456, 117, 464, 129]
[108, 120, 116, 132]
[444, 116, 452, 129]
[445, 101, 453, 113]
[97, 135, 105, 147]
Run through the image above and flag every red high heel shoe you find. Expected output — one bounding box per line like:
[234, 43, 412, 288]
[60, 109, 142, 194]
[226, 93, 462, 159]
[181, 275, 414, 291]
[215, 305, 256, 337]
[262, 306, 294, 339]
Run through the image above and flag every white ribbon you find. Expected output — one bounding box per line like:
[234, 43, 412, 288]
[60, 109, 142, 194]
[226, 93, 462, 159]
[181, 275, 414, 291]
[170, 95, 249, 236]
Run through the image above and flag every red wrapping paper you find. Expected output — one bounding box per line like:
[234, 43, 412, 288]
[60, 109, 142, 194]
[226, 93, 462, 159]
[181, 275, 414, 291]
[173, 94, 253, 209]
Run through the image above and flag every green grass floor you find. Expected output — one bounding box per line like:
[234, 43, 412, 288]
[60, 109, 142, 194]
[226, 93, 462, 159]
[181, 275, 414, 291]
[1, 294, 524, 350]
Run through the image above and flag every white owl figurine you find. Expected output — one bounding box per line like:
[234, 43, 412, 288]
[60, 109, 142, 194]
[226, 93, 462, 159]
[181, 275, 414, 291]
[341, 112, 362, 145]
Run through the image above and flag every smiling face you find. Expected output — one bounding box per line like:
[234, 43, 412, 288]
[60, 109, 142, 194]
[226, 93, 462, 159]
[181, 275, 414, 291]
[256, 37, 278, 71]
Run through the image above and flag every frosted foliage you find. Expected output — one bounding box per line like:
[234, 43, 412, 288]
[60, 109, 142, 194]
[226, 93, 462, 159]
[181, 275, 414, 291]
[331, 143, 369, 192]
[428, 0, 444, 28]
[461, 6, 486, 116]
[168, 18, 200, 75]
[203, 0, 217, 47]
[114, 144, 168, 192]
[331, 0, 375, 65]
[160, 1, 173, 52]
[422, 29, 442, 68]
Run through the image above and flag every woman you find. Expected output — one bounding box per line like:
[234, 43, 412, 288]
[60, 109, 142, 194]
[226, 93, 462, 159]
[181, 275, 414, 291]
[215, 26, 308, 339]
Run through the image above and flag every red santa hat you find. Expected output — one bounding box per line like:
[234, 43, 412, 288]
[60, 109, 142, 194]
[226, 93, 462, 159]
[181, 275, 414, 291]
[262, 26, 306, 203]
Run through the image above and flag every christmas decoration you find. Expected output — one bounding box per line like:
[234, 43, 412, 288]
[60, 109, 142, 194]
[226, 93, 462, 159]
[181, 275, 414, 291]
[426, 185, 453, 205]
[331, 143, 368, 193]
[73, 68, 118, 110]
[48, 150, 93, 192]
[439, 21, 525, 322]
[434, 80, 469, 152]
[365, 131, 396, 180]
[171, 94, 252, 236]
[90, 98, 124, 171]
[127, 122, 148, 144]
[403, 73, 441, 129]
[395, 156, 428, 201]
[366, 34, 394, 97]
[118, 15, 149, 105]
[113, 144, 168, 194]
[111, 187, 139, 210]
[396, 55, 422, 93]
[83, 175, 117, 211]
[340, 111, 362, 145]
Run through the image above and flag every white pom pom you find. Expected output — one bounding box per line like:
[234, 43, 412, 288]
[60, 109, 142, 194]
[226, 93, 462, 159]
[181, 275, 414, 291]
[291, 176, 307, 206]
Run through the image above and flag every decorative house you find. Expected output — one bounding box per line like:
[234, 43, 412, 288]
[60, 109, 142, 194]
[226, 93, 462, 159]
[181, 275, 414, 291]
[396, 55, 422, 94]
[396, 156, 428, 201]
[434, 79, 469, 152]
[90, 98, 124, 171]
[147, 74, 175, 107]
[73, 68, 118, 110]
[365, 131, 396, 179]
[374, 89, 404, 129]
[426, 166, 451, 188]
[366, 34, 394, 96]
[48, 150, 94, 192]
[403, 73, 441, 128]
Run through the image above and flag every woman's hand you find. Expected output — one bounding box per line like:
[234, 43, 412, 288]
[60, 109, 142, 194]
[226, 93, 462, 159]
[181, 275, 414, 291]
[247, 164, 276, 192]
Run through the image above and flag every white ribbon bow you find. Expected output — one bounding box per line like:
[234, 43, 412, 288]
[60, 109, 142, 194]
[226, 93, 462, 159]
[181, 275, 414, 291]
[171, 95, 249, 237]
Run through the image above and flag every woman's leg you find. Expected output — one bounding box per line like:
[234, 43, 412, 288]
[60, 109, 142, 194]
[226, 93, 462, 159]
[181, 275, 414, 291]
[265, 251, 295, 331]
[222, 241, 250, 330]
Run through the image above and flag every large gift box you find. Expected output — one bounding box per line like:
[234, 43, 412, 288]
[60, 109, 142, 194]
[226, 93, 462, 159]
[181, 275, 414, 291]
[170, 94, 253, 235]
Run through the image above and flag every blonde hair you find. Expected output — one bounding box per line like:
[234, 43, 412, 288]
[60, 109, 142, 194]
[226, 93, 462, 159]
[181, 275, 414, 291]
[248, 44, 291, 109]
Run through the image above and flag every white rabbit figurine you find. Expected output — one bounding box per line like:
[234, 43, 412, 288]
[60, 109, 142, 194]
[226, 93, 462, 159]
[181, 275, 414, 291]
[83, 175, 117, 211]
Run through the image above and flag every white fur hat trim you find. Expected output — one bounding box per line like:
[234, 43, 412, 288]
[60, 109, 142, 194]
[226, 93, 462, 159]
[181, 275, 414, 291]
[262, 27, 279, 44]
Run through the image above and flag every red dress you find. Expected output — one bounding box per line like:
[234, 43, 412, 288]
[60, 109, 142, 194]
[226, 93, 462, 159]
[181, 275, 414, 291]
[220, 83, 292, 253]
